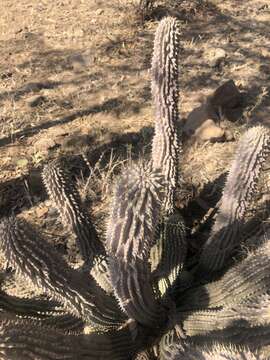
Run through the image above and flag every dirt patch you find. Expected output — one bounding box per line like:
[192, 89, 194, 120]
[0, 0, 270, 298]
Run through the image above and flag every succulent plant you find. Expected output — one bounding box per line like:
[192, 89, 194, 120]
[0, 16, 270, 360]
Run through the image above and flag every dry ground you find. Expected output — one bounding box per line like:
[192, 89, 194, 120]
[0, 0, 270, 297]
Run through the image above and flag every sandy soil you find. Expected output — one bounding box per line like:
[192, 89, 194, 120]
[0, 0, 270, 296]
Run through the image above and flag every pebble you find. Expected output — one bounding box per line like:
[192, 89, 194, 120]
[204, 48, 226, 67]
[194, 119, 225, 142]
[26, 95, 46, 108]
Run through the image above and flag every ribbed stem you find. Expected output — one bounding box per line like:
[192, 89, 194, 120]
[0, 216, 125, 330]
[150, 211, 186, 296]
[160, 330, 267, 359]
[200, 126, 270, 272]
[171, 343, 264, 360]
[151, 16, 181, 215]
[150, 17, 185, 297]
[0, 317, 136, 360]
[178, 241, 270, 311]
[159, 330, 179, 360]
[107, 165, 167, 327]
[0, 290, 84, 333]
[181, 298, 270, 338]
[43, 160, 112, 292]
[133, 349, 156, 360]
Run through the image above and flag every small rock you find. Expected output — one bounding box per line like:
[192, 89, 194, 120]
[49, 127, 69, 138]
[36, 206, 48, 218]
[62, 134, 91, 148]
[205, 48, 226, 67]
[1, 72, 12, 80]
[27, 95, 46, 108]
[34, 137, 57, 152]
[95, 9, 104, 15]
[224, 129, 234, 141]
[183, 104, 210, 136]
[210, 80, 243, 108]
[34, 128, 69, 153]
[209, 80, 243, 121]
[194, 119, 225, 142]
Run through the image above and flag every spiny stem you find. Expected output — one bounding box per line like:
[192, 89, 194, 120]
[159, 329, 179, 360]
[0, 290, 84, 333]
[107, 165, 165, 262]
[150, 17, 185, 296]
[43, 161, 101, 262]
[180, 297, 270, 338]
[42, 160, 112, 292]
[151, 16, 181, 215]
[133, 349, 155, 360]
[160, 329, 267, 359]
[178, 240, 270, 311]
[107, 165, 167, 327]
[150, 211, 186, 296]
[0, 290, 59, 317]
[200, 125, 270, 272]
[0, 316, 136, 360]
[170, 342, 263, 360]
[0, 216, 125, 330]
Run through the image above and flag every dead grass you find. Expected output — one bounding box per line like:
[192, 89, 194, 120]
[1, 0, 270, 297]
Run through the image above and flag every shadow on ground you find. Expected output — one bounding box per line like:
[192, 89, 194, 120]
[0, 0, 270, 216]
[0, 126, 154, 217]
